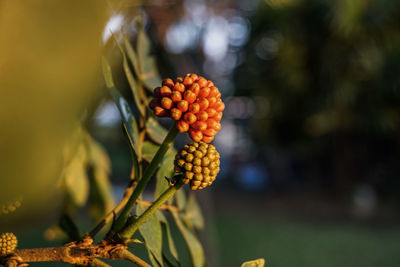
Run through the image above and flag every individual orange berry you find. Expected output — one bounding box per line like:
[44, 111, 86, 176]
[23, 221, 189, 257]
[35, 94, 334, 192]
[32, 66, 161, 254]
[175, 77, 183, 83]
[206, 108, 217, 118]
[177, 120, 189, 132]
[153, 87, 162, 98]
[197, 110, 208, 121]
[149, 98, 161, 109]
[171, 91, 182, 102]
[206, 119, 218, 129]
[197, 98, 209, 110]
[203, 128, 217, 137]
[198, 87, 210, 98]
[207, 80, 214, 87]
[193, 121, 207, 131]
[197, 77, 208, 88]
[161, 97, 173, 109]
[177, 100, 189, 112]
[184, 90, 197, 104]
[189, 103, 200, 114]
[207, 96, 217, 106]
[209, 86, 220, 97]
[160, 86, 172, 97]
[173, 82, 185, 93]
[154, 106, 170, 117]
[189, 130, 203, 142]
[190, 73, 198, 81]
[190, 83, 200, 96]
[214, 122, 221, 131]
[183, 77, 193, 88]
[162, 78, 174, 88]
[184, 112, 197, 124]
[215, 101, 225, 112]
[202, 135, 214, 143]
[214, 112, 223, 121]
[171, 108, 182, 120]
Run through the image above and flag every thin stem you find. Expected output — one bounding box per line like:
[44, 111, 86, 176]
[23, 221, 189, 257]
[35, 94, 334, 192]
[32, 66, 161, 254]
[112, 249, 151, 267]
[136, 199, 179, 212]
[90, 258, 112, 267]
[119, 179, 184, 241]
[89, 178, 135, 237]
[113, 123, 179, 232]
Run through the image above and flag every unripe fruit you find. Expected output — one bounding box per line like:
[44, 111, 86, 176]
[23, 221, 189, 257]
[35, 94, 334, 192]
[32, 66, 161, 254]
[174, 142, 220, 190]
[0, 233, 17, 256]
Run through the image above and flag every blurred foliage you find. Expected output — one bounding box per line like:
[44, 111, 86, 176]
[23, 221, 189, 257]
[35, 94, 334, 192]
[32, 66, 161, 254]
[0, 0, 109, 225]
[235, 0, 400, 193]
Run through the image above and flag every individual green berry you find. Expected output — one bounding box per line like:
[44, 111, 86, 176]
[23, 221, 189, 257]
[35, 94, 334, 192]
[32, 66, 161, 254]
[174, 142, 220, 190]
[0, 233, 17, 256]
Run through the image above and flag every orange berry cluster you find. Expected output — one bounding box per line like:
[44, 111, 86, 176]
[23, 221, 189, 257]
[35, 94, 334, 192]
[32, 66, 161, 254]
[149, 73, 224, 143]
[0, 233, 17, 256]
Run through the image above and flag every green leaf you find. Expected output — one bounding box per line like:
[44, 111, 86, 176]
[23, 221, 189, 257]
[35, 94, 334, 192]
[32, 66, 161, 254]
[175, 189, 186, 210]
[146, 117, 168, 144]
[137, 24, 162, 91]
[122, 31, 140, 79]
[157, 211, 179, 263]
[86, 135, 114, 221]
[113, 34, 145, 117]
[241, 259, 265, 267]
[137, 202, 164, 266]
[147, 249, 161, 267]
[183, 193, 204, 230]
[63, 143, 89, 206]
[102, 57, 140, 174]
[142, 141, 159, 162]
[171, 212, 205, 267]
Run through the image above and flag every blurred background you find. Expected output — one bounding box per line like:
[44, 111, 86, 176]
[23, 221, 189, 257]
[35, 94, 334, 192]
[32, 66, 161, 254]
[1, 0, 400, 266]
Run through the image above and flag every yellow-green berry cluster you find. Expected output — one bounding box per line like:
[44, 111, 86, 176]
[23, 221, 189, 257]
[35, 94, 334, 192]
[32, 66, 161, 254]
[174, 142, 220, 190]
[0, 198, 22, 216]
[0, 233, 17, 256]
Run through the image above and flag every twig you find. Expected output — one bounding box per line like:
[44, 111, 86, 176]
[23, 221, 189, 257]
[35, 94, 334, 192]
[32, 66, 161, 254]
[119, 179, 184, 241]
[90, 258, 112, 267]
[113, 123, 179, 233]
[136, 199, 179, 212]
[89, 178, 136, 237]
[0, 242, 150, 266]
[111, 249, 151, 267]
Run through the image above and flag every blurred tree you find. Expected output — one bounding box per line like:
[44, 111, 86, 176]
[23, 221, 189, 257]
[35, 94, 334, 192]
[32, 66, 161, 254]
[234, 0, 400, 195]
